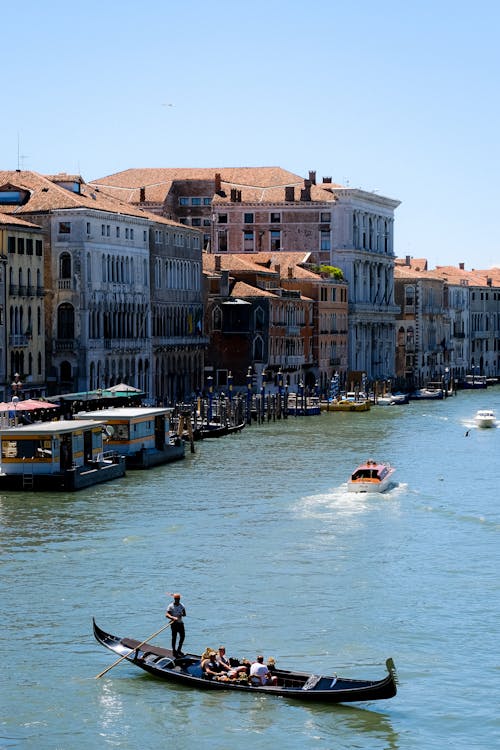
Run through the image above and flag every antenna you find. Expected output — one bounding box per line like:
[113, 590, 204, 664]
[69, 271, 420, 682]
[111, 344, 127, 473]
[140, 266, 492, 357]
[17, 132, 28, 170]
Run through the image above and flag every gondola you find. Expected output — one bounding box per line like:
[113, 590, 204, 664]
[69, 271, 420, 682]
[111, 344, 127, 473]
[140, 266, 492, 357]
[93, 620, 397, 704]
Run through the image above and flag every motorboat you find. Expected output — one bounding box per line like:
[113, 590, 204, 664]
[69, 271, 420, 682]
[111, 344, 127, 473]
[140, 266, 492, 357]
[474, 409, 496, 428]
[409, 387, 443, 400]
[376, 393, 409, 406]
[347, 461, 396, 493]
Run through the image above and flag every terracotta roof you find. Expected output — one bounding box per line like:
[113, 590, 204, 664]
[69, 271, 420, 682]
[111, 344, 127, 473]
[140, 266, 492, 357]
[203, 252, 278, 275]
[0, 170, 193, 229]
[230, 280, 278, 298]
[429, 265, 499, 286]
[249, 252, 318, 278]
[0, 212, 41, 229]
[394, 257, 428, 271]
[91, 167, 344, 205]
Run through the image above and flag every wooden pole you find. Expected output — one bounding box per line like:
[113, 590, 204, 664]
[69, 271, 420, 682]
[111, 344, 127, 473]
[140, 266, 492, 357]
[95, 621, 173, 679]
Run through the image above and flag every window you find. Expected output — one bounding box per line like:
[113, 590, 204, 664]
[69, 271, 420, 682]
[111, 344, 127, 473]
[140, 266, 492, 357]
[179, 197, 189, 206]
[8, 236, 15, 253]
[218, 230, 228, 252]
[243, 230, 254, 252]
[270, 212, 281, 223]
[125, 228, 129, 239]
[218, 214, 228, 224]
[203, 197, 212, 205]
[87, 222, 91, 234]
[36, 240, 42, 256]
[244, 213, 254, 224]
[331, 288, 336, 302]
[191, 218, 201, 227]
[106, 225, 110, 237]
[270, 230, 281, 251]
[116, 226, 120, 238]
[130, 228, 134, 240]
[18, 238, 25, 254]
[26, 239, 33, 255]
[143, 230, 147, 241]
[101, 224, 106, 236]
[320, 212, 331, 222]
[59, 253, 71, 279]
[0, 190, 22, 204]
[57, 303, 75, 339]
[58, 222, 71, 234]
[191, 197, 201, 206]
[203, 218, 211, 226]
[320, 230, 330, 251]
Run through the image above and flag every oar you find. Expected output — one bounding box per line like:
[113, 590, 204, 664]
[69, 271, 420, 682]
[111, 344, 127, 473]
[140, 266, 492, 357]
[95, 620, 173, 679]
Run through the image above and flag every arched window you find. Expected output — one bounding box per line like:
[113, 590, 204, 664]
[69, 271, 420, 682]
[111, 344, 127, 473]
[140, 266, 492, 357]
[254, 307, 265, 331]
[212, 306, 222, 330]
[57, 303, 75, 339]
[253, 335, 264, 362]
[59, 252, 71, 279]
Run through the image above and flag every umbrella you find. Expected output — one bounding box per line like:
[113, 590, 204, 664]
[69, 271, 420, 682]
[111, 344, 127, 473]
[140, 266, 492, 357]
[0, 399, 58, 412]
[106, 383, 143, 394]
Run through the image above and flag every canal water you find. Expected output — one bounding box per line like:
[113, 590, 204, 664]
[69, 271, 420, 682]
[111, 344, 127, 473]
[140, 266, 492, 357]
[1, 389, 499, 750]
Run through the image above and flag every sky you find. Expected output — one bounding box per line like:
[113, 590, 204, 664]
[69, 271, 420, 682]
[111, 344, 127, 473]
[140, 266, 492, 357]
[3, 0, 499, 270]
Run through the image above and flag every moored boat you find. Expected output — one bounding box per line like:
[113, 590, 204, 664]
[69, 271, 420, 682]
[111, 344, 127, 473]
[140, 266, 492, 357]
[376, 393, 409, 406]
[409, 387, 443, 400]
[0, 419, 125, 490]
[76, 407, 185, 468]
[347, 461, 396, 493]
[93, 620, 397, 704]
[474, 409, 496, 428]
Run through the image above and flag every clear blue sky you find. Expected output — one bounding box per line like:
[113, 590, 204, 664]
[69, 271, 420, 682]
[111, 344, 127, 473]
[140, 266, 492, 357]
[3, 0, 499, 270]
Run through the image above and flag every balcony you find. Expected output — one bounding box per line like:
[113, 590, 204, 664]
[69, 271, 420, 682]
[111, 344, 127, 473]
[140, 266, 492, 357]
[58, 278, 72, 290]
[54, 339, 76, 350]
[9, 334, 29, 347]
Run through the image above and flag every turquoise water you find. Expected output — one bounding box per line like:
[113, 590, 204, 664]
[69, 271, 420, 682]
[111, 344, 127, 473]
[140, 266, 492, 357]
[1, 390, 499, 749]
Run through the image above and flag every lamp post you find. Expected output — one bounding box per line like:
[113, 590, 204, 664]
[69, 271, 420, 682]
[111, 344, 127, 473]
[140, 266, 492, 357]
[227, 371, 233, 403]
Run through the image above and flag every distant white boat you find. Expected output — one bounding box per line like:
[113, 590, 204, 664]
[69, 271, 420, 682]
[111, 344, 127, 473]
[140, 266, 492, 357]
[474, 409, 496, 428]
[347, 461, 396, 493]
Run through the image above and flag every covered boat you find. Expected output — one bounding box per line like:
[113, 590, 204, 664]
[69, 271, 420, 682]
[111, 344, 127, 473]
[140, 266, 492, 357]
[347, 461, 396, 493]
[0, 420, 125, 490]
[75, 407, 185, 468]
[93, 620, 397, 704]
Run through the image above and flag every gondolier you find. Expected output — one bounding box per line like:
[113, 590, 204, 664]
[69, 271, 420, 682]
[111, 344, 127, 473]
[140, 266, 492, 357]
[166, 592, 186, 656]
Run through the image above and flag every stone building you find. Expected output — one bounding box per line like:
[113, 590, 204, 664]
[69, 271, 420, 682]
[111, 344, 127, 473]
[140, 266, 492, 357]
[0, 171, 205, 400]
[92, 166, 400, 380]
[203, 253, 314, 391]
[0, 211, 46, 400]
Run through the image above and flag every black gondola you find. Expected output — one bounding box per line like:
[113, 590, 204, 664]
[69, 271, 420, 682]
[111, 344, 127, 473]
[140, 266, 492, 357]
[93, 620, 397, 704]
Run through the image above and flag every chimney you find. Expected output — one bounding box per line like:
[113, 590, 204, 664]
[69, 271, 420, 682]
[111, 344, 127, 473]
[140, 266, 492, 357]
[459, 262, 465, 270]
[221, 270, 230, 296]
[230, 188, 237, 202]
[487, 277, 492, 287]
[215, 172, 222, 194]
[285, 186, 295, 201]
[300, 179, 311, 201]
[405, 255, 411, 266]
[139, 187, 146, 203]
[215, 255, 221, 271]
[274, 264, 281, 276]
[322, 176, 332, 183]
[288, 267, 293, 278]
[308, 170, 316, 185]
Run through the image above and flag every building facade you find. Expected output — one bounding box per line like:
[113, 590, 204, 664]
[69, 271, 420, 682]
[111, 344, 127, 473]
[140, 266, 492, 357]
[0, 211, 46, 400]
